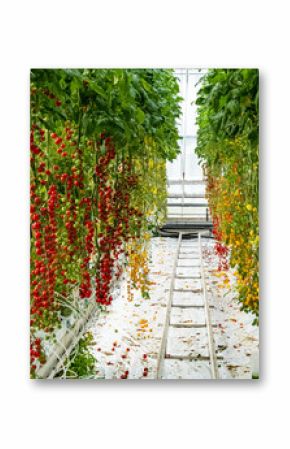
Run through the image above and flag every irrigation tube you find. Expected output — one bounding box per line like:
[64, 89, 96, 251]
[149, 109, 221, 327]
[35, 253, 126, 379]
[36, 301, 98, 379]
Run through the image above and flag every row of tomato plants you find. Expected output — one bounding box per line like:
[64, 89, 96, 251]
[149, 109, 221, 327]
[30, 69, 181, 377]
[196, 69, 259, 320]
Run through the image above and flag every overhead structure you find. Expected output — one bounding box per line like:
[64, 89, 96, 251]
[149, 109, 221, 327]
[162, 69, 212, 234]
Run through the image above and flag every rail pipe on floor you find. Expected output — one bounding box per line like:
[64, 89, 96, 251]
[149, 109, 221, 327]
[156, 232, 183, 379]
[36, 302, 98, 379]
[198, 232, 219, 379]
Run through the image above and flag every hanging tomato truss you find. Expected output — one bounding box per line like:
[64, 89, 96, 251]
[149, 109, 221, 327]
[30, 68, 259, 380]
[196, 69, 259, 320]
[30, 69, 182, 377]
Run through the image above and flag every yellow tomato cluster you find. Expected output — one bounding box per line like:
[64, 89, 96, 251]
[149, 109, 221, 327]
[126, 238, 151, 302]
[124, 139, 168, 304]
[207, 139, 259, 318]
[131, 139, 167, 230]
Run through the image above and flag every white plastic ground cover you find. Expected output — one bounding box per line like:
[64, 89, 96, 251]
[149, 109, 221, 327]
[87, 237, 259, 380]
[170, 307, 205, 327]
[89, 237, 178, 379]
[32, 292, 89, 360]
[202, 239, 259, 379]
[172, 291, 204, 307]
[33, 255, 126, 378]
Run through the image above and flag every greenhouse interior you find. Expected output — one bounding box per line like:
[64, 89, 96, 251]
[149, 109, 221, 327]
[30, 68, 259, 380]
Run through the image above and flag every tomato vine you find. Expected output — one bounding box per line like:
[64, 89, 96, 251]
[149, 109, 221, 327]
[196, 69, 259, 319]
[30, 69, 181, 376]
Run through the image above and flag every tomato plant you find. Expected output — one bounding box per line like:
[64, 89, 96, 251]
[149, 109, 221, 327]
[196, 69, 259, 319]
[56, 332, 96, 379]
[30, 69, 181, 376]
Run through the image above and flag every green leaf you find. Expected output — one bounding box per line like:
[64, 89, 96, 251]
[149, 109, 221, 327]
[136, 108, 145, 124]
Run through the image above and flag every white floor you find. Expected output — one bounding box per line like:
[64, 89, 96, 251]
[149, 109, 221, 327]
[88, 237, 259, 380]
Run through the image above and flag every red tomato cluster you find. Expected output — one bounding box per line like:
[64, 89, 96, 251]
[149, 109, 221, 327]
[30, 126, 44, 157]
[30, 125, 146, 374]
[80, 198, 94, 299]
[30, 180, 60, 331]
[30, 337, 46, 373]
[95, 136, 117, 306]
[213, 216, 229, 271]
[37, 87, 62, 108]
[94, 138, 142, 306]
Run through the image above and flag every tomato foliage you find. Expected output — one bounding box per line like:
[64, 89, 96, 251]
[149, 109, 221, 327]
[30, 69, 181, 376]
[196, 69, 259, 319]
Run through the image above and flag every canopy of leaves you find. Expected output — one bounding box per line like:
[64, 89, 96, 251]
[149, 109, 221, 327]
[31, 68, 182, 161]
[196, 69, 259, 169]
[196, 69, 259, 318]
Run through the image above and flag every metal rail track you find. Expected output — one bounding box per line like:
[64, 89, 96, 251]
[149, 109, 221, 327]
[156, 233, 182, 378]
[198, 232, 219, 379]
[156, 231, 219, 379]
